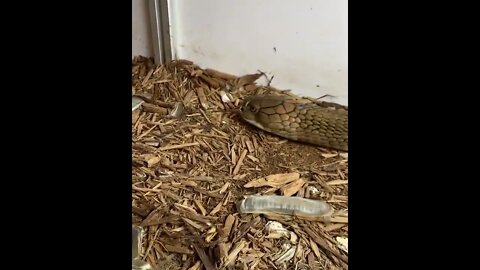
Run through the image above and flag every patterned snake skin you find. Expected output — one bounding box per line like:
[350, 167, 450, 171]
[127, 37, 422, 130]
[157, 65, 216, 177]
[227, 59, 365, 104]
[239, 94, 348, 152]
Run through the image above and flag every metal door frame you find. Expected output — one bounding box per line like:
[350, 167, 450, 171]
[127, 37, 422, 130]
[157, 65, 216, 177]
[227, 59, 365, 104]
[148, 0, 172, 65]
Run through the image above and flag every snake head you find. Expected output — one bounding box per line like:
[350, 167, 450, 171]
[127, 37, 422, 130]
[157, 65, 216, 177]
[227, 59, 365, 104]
[240, 94, 288, 116]
[239, 99, 260, 118]
[239, 96, 265, 129]
[239, 94, 288, 130]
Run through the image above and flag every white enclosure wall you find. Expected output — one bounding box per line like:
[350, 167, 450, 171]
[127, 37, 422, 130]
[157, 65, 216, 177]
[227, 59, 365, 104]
[168, 0, 348, 105]
[132, 0, 153, 58]
[132, 0, 348, 105]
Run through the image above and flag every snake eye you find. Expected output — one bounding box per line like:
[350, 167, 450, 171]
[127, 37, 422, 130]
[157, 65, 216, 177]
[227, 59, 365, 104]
[249, 105, 259, 113]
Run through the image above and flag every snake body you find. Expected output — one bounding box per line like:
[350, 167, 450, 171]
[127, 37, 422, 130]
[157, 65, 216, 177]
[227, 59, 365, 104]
[239, 94, 348, 152]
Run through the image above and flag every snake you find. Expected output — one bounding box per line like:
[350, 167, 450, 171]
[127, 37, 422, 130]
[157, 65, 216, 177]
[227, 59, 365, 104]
[239, 94, 348, 152]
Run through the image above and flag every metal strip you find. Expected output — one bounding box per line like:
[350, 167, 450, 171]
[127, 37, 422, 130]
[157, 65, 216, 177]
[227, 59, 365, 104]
[148, 0, 172, 65]
[159, 0, 172, 63]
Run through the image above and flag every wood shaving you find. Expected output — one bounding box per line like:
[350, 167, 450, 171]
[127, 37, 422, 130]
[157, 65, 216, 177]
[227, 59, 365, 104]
[132, 56, 348, 269]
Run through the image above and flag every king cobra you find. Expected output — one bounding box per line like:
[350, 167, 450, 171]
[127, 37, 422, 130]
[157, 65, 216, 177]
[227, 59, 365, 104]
[239, 94, 348, 152]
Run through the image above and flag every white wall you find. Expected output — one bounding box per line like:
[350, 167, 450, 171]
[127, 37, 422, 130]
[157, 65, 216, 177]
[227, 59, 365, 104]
[168, 0, 348, 105]
[132, 0, 153, 58]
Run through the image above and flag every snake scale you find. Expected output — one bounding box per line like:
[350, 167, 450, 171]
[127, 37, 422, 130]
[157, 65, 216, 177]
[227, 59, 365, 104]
[239, 94, 348, 152]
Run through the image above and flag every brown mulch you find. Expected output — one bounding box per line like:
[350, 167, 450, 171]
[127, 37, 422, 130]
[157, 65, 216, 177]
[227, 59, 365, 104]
[132, 56, 348, 270]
